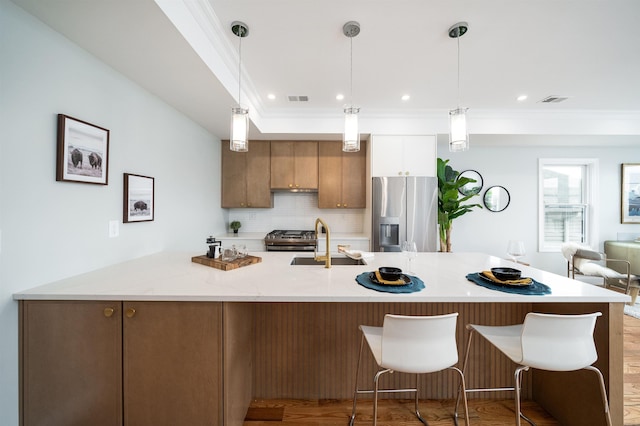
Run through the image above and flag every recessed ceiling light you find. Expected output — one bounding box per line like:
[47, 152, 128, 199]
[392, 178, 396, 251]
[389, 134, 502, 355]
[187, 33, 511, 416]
[336, 94, 345, 101]
[401, 94, 410, 101]
[517, 95, 528, 102]
[267, 93, 276, 100]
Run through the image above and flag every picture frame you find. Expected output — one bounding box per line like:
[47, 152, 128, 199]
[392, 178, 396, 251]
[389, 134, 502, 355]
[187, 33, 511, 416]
[123, 173, 154, 223]
[621, 163, 640, 224]
[56, 114, 109, 185]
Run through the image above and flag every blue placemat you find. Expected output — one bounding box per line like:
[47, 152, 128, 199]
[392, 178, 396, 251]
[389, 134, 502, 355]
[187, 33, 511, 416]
[466, 272, 551, 295]
[356, 272, 425, 293]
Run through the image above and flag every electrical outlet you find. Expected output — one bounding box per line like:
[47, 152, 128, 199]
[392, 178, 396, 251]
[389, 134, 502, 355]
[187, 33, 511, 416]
[109, 220, 119, 238]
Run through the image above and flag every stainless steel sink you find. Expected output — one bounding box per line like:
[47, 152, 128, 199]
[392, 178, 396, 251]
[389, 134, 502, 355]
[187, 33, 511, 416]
[290, 256, 366, 266]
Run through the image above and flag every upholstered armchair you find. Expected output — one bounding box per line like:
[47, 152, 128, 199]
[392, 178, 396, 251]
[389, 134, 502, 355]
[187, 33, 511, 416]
[562, 242, 639, 305]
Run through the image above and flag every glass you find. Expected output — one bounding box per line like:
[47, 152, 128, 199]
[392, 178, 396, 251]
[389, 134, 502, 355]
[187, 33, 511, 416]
[401, 240, 418, 274]
[507, 240, 526, 263]
[236, 244, 248, 258]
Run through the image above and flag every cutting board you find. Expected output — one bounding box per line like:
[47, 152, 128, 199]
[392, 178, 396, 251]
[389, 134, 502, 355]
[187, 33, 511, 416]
[191, 254, 262, 271]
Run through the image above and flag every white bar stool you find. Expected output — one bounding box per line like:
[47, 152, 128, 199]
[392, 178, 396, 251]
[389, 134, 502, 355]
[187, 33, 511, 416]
[349, 313, 470, 426]
[455, 312, 611, 426]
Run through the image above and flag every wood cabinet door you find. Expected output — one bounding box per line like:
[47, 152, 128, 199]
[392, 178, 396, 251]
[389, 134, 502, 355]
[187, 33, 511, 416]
[341, 140, 366, 208]
[271, 141, 318, 190]
[246, 141, 272, 207]
[123, 302, 223, 426]
[293, 141, 318, 190]
[221, 142, 248, 208]
[222, 141, 271, 208]
[318, 141, 343, 208]
[21, 301, 123, 426]
[270, 141, 295, 189]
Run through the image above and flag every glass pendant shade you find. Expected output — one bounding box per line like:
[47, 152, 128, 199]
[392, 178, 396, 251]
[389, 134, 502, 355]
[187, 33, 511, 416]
[449, 107, 469, 152]
[343, 106, 360, 152]
[230, 107, 249, 152]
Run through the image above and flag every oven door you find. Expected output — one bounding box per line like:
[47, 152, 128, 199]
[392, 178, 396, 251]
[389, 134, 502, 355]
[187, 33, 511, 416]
[265, 243, 316, 252]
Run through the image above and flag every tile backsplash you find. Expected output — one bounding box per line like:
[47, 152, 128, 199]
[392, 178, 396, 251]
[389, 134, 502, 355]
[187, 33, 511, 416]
[226, 193, 365, 233]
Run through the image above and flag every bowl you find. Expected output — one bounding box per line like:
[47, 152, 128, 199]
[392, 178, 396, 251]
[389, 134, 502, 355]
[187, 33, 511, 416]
[491, 267, 522, 281]
[379, 266, 403, 281]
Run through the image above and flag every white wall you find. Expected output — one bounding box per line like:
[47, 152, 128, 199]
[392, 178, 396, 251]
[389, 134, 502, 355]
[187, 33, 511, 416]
[436, 136, 640, 275]
[0, 2, 226, 424]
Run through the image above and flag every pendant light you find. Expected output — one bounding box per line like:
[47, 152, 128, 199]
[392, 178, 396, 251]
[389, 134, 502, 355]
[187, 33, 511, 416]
[343, 21, 360, 152]
[230, 21, 249, 152]
[448, 22, 469, 152]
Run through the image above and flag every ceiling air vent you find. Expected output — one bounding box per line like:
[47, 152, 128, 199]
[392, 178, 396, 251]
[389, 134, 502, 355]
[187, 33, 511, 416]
[539, 95, 569, 104]
[288, 95, 309, 102]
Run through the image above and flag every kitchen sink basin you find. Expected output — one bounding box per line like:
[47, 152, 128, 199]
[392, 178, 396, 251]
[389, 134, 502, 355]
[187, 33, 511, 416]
[290, 256, 366, 266]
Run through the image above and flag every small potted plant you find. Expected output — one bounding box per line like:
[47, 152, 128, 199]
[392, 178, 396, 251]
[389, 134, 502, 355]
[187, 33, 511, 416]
[230, 221, 241, 234]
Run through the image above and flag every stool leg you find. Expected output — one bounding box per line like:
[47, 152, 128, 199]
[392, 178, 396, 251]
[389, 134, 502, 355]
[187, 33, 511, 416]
[413, 373, 428, 425]
[514, 366, 535, 426]
[451, 366, 470, 426]
[349, 334, 365, 426]
[455, 327, 475, 418]
[373, 369, 391, 426]
[585, 366, 612, 426]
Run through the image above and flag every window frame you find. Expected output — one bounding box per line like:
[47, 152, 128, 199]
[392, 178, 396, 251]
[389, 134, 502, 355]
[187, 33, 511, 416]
[538, 158, 599, 252]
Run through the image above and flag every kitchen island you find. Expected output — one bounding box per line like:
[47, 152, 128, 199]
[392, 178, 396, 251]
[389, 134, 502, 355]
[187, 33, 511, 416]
[15, 251, 628, 426]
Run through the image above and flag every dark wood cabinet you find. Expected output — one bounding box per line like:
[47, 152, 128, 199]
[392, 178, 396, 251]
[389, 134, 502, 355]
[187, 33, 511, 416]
[221, 141, 272, 208]
[318, 140, 366, 208]
[20, 301, 223, 426]
[270, 141, 318, 190]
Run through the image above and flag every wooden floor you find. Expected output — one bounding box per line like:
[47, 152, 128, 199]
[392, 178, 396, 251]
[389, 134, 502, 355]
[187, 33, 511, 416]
[244, 314, 640, 425]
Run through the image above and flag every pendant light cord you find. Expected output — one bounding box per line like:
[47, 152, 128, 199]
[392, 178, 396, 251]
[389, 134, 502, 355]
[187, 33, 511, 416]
[238, 32, 242, 108]
[350, 35, 353, 107]
[456, 29, 461, 109]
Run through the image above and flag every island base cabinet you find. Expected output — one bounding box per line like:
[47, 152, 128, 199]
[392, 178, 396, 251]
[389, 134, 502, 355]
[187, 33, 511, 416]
[20, 301, 123, 426]
[20, 301, 223, 426]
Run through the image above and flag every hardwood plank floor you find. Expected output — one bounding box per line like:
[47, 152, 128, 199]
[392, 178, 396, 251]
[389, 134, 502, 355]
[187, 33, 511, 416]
[244, 314, 640, 425]
[625, 314, 640, 425]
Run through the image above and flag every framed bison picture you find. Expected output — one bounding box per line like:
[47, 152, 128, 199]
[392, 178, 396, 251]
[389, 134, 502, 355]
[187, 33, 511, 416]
[123, 173, 154, 223]
[56, 114, 109, 184]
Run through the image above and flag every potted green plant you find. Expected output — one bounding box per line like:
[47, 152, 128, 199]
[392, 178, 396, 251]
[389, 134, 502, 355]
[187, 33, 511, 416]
[230, 221, 242, 234]
[437, 158, 482, 252]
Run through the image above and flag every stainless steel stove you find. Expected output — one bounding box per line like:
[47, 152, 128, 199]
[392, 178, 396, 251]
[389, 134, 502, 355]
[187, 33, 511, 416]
[264, 230, 317, 251]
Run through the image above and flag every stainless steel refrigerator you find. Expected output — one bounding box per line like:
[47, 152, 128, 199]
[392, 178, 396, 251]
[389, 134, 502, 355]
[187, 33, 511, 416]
[372, 176, 438, 252]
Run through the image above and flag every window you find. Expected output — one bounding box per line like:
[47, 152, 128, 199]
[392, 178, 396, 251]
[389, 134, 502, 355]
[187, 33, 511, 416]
[538, 159, 598, 252]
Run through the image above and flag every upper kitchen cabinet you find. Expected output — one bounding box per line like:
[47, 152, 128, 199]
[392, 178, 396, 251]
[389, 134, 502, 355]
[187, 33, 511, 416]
[270, 141, 318, 191]
[371, 135, 436, 177]
[318, 140, 367, 209]
[222, 141, 272, 208]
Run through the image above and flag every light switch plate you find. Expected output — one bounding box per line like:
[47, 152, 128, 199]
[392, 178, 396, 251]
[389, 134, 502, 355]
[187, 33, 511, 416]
[109, 220, 119, 238]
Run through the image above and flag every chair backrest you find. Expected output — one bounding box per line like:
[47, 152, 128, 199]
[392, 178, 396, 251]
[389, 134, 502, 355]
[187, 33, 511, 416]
[520, 312, 601, 371]
[381, 313, 459, 374]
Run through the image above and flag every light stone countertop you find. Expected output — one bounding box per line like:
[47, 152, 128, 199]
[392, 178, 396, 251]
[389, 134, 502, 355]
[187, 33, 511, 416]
[13, 251, 629, 303]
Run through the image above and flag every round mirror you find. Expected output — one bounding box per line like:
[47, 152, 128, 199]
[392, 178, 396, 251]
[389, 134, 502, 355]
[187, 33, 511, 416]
[484, 186, 510, 212]
[457, 170, 483, 196]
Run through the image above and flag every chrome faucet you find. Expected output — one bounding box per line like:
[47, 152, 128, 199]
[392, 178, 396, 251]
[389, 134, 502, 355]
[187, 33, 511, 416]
[314, 218, 331, 268]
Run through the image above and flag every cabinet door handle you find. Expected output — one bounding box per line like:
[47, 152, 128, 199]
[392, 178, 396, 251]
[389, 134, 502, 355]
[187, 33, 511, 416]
[289, 183, 293, 188]
[405, 171, 410, 176]
[336, 203, 341, 207]
[295, 184, 299, 188]
[343, 204, 347, 208]
[103, 307, 115, 318]
[240, 202, 245, 207]
[247, 203, 252, 207]
[126, 307, 136, 318]
[398, 171, 402, 175]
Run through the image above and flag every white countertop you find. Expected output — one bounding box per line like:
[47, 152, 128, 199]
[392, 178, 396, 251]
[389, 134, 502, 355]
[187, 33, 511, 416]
[13, 251, 629, 303]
